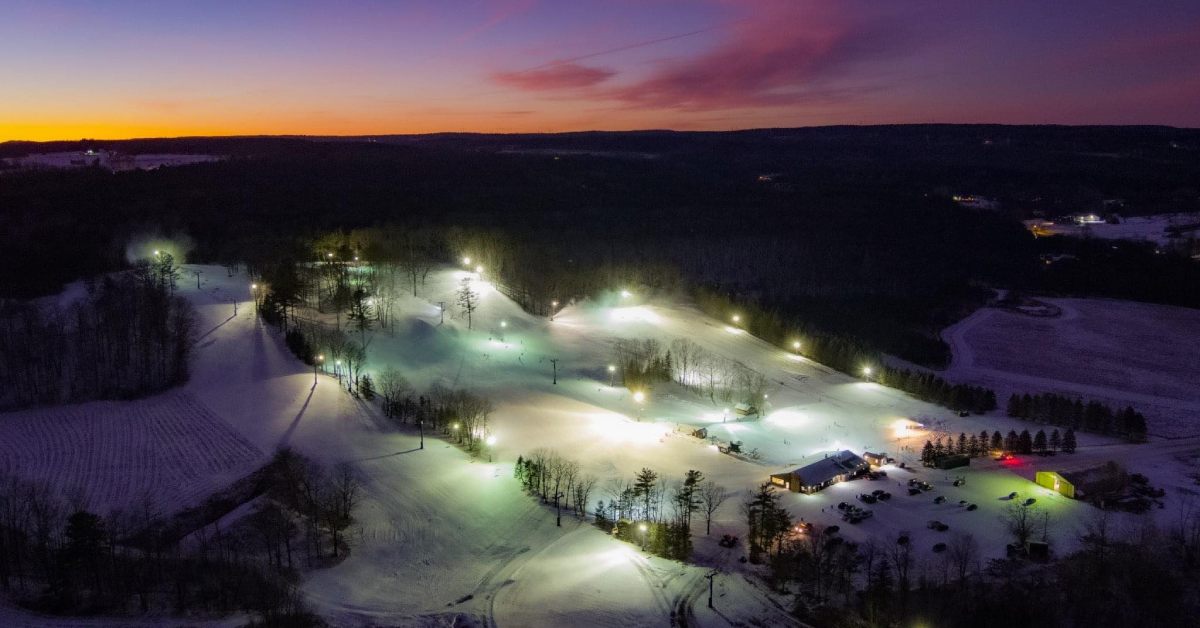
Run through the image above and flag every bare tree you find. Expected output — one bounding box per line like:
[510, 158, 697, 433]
[699, 481, 729, 535]
[456, 278, 478, 330]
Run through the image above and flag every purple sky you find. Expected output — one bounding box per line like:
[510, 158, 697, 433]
[2, 0, 1198, 140]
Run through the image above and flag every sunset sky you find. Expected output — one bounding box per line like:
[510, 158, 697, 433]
[2, 0, 1199, 141]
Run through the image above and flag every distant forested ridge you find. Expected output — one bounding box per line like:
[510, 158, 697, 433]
[2, 125, 1198, 367]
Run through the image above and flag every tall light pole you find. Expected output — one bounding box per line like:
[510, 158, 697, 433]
[251, 283, 260, 314]
[608, 364, 616, 387]
[314, 354, 323, 386]
[792, 340, 801, 353]
[633, 390, 645, 421]
[639, 523, 648, 550]
[486, 435, 497, 462]
[550, 299, 558, 321]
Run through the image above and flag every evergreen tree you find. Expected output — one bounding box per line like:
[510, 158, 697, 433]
[991, 431, 1003, 451]
[1062, 428, 1077, 453]
[1006, 394, 1022, 417]
[633, 468, 659, 521]
[968, 434, 981, 457]
[1033, 429, 1047, 453]
[956, 432, 968, 455]
[1004, 430, 1018, 453]
[1018, 430, 1033, 454]
[921, 440, 935, 464]
[1049, 428, 1062, 452]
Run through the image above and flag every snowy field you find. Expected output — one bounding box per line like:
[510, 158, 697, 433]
[942, 298, 1200, 437]
[6, 264, 1194, 626]
[0, 391, 262, 513]
[1026, 212, 1200, 245]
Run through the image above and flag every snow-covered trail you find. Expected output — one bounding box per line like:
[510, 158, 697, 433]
[8, 264, 1181, 627]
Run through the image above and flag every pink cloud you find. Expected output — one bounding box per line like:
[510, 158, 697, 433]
[607, 1, 898, 110]
[492, 62, 617, 90]
[490, 1, 903, 112]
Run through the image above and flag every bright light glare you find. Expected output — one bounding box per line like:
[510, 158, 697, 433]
[723, 326, 744, 334]
[732, 314, 741, 323]
[639, 523, 648, 532]
[590, 412, 662, 445]
[500, 320, 507, 328]
[862, 366, 872, 376]
[476, 265, 484, 274]
[892, 419, 921, 439]
[463, 256, 471, 265]
[486, 435, 497, 446]
[766, 410, 806, 427]
[620, 290, 632, 298]
[608, 365, 616, 372]
[609, 306, 660, 324]
[633, 391, 645, 403]
[793, 341, 801, 350]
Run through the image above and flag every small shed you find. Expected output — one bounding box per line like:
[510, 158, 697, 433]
[863, 451, 887, 467]
[734, 402, 758, 417]
[931, 454, 970, 470]
[1035, 471, 1075, 499]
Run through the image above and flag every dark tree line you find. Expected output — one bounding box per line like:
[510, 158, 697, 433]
[0, 448, 355, 624]
[1007, 393, 1148, 442]
[921, 426, 1076, 463]
[0, 257, 196, 410]
[877, 366, 997, 414]
[785, 508, 1200, 628]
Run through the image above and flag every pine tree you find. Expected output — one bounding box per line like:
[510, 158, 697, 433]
[1018, 430, 1033, 454]
[1062, 428, 1077, 453]
[991, 431, 1003, 452]
[1004, 430, 1019, 453]
[633, 468, 659, 521]
[1033, 429, 1047, 453]
[1049, 428, 1061, 452]
[1006, 394, 1022, 417]
[956, 432, 968, 455]
[921, 440, 935, 464]
[968, 434, 981, 457]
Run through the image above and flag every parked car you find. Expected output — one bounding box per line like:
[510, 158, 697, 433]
[858, 493, 877, 504]
[1024, 498, 1037, 506]
[1007, 491, 1019, 500]
[966, 503, 978, 511]
[878, 491, 892, 501]
[934, 495, 946, 504]
[927, 520, 950, 532]
[933, 542, 948, 553]
[824, 525, 840, 535]
[908, 487, 923, 496]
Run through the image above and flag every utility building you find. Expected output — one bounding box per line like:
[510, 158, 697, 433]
[770, 450, 869, 494]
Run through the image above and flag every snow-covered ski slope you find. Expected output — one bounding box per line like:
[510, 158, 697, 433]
[942, 298, 1200, 438]
[8, 264, 1186, 627]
